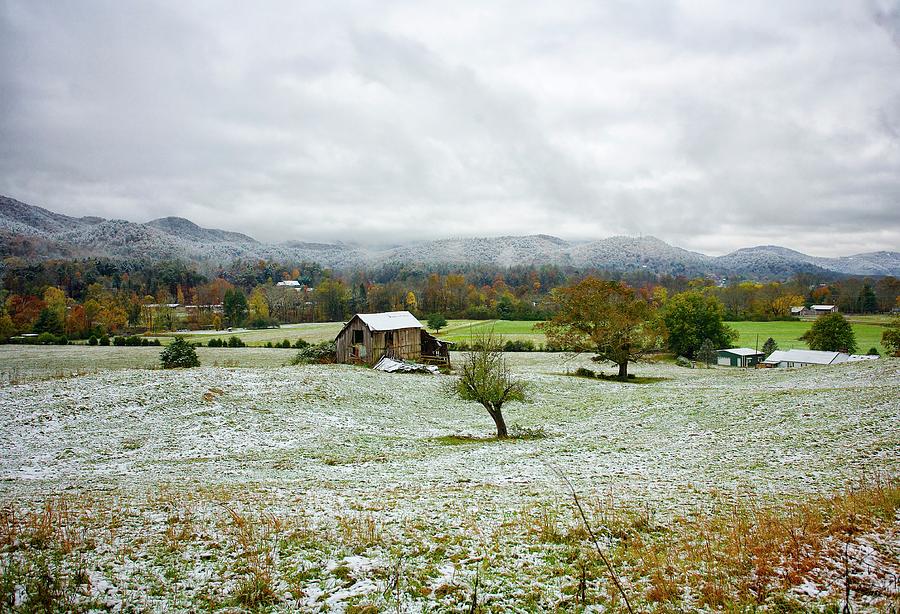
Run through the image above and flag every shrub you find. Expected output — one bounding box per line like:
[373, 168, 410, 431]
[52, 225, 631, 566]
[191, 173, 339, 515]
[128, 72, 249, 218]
[675, 356, 693, 368]
[504, 339, 536, 352]
[113, 336, 126, 346]
[264, 341, 273, 348]
[292, 338, 309, 349]
[98, 335, 110, 346]
[227, 336, 245, 348]
[124, 336, 141, 346]
[867, 347, 880, 356]
[280, 339, 292, 349]
[208, 338, 223, 348]
[574, 367, 596, 378]
[291, 341, 336, 364]
[160, 337, 200, 368]
[88, 336, 98, 346]
[37, 332, 56, 345]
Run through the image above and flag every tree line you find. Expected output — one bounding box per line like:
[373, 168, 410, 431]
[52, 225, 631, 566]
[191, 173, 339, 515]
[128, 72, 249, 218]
[1, 255, 898, 341]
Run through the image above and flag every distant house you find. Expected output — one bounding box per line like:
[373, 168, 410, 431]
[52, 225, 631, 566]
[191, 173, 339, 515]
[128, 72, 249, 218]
[810, 305, 837, 315]
[763, 349, 849, 368]
[276, 280, 301, 287]
[716, 348, 765, 368]
[847, 354, 879, 362]
[334, 311, 451, 367]
[792, 304, 838, 317]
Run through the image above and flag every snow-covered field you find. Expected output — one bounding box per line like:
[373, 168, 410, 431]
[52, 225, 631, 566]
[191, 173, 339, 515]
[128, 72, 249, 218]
[0, 351, 898, 611]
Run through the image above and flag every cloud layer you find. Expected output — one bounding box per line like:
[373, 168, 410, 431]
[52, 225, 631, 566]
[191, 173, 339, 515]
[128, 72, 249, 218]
[2, 0, 900, 256]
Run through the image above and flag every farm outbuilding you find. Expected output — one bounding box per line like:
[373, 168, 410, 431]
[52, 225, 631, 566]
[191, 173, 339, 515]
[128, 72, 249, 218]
[334, 311, 451, 367]
[762, 349, 849, 368]
[716, 347, 765, 367]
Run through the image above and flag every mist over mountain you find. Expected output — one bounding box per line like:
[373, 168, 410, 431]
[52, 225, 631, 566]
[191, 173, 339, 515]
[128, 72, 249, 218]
[2, 196, 898, 278]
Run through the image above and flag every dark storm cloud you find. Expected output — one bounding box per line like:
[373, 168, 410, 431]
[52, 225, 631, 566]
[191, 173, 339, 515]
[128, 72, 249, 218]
[1, 0, 899, 256]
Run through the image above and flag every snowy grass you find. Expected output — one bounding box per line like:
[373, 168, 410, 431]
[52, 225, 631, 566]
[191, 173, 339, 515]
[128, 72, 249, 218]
[154, 322, 344, 346]
[0, 345, 297, 384]
[0, 353, 898, 610]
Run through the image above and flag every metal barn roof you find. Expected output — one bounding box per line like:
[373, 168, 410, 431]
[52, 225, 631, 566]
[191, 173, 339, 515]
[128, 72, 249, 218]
[718, 347, 765, 356]
[810, 305, 835, 310]
[356, 311, 423, 331]
[764, 349, 849, 365]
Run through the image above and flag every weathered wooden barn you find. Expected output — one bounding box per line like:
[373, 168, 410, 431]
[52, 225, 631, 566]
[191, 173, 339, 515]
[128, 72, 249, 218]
[334, 311, 451, 367]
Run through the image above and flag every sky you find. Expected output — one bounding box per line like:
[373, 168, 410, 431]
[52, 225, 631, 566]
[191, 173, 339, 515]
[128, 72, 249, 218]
[2, 1, 900, 257]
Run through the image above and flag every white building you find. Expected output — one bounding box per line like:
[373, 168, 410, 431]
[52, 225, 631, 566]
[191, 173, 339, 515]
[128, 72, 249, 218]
[763, 349, 849, 368]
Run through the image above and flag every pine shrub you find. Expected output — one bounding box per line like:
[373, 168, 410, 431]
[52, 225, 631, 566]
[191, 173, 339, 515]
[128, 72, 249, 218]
[160, 337, 200, 369]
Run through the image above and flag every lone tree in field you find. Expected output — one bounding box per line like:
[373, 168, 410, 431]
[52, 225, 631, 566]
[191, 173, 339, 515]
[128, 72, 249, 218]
[538, 277, 665, 378]
[427, 313, 448, 333]
[453, 333, 526, 438]
[662, 290, 737, 358]
[800, 313, 857, 353]
[761, 337, 778, 358]
[160, 337, 200, 368]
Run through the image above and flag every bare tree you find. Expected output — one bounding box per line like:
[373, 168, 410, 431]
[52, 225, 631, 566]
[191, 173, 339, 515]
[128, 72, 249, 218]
[453, 332, 526, 438]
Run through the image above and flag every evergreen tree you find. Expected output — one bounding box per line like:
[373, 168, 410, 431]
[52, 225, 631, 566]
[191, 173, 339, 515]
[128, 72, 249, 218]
[697, 339, 716, 366]
[160, 337, 200, 368]
[761, 337, 778, 358]
[223, 288, 248, 328]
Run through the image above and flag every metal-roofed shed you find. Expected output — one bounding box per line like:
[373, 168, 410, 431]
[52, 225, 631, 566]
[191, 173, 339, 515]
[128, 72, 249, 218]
[763, 349, 849, 368]
[334, 311, 450, 367]
[716, 347, 765, 367]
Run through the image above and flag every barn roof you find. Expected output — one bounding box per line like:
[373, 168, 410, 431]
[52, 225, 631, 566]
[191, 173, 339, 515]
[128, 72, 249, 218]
[355, 311, 423, 332]
[764, 349, 848, 365]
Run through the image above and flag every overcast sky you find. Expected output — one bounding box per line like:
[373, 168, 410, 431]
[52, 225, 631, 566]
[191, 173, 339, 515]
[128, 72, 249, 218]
[2, 1, 900, 256]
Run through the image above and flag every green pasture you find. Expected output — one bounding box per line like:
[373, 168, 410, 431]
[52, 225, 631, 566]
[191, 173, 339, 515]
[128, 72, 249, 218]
[154, 322, 343, 346]
[726, 320, 888, 354]
[436, 319, 545, 345]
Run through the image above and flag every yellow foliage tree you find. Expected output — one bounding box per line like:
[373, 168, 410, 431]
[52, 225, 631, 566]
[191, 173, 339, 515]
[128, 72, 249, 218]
[249, 288, 270, 320]
[43, 287, 67, 323]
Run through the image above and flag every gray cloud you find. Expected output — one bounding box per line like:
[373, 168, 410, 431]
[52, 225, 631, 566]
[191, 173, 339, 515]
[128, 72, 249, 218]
[2, 0, 899, 256]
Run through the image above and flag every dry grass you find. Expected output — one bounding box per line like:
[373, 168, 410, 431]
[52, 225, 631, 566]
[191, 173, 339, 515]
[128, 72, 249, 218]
[0, 478, 896, 611]
[619, 476, 899, 608]
[225, 507, 282, 608]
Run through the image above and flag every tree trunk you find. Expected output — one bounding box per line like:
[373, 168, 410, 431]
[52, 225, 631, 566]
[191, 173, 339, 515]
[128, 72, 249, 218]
[617, 361, 628, 379]
[485, 403, 508, 438]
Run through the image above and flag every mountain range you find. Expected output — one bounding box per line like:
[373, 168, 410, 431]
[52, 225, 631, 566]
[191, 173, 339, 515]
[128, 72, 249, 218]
[2, 195, 898, 279]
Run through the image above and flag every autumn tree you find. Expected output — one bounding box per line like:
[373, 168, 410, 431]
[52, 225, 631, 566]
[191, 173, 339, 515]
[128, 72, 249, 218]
[662, 291, 737, 358]
[800, 313, 857, 353]
[452, 333, 526, 438]
[316, 278, 349, 321]
[405, 291, 418, 313]
[248, 287, 272, 328]
[43, 287, 67, 324]
[538, 277, 665, 378]
[772, 294, 805, 318]
[882, 315, 900, 357]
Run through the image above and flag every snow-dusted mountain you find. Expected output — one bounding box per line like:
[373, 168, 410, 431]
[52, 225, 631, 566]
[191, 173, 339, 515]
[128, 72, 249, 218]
[2, 195, 898, 278]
